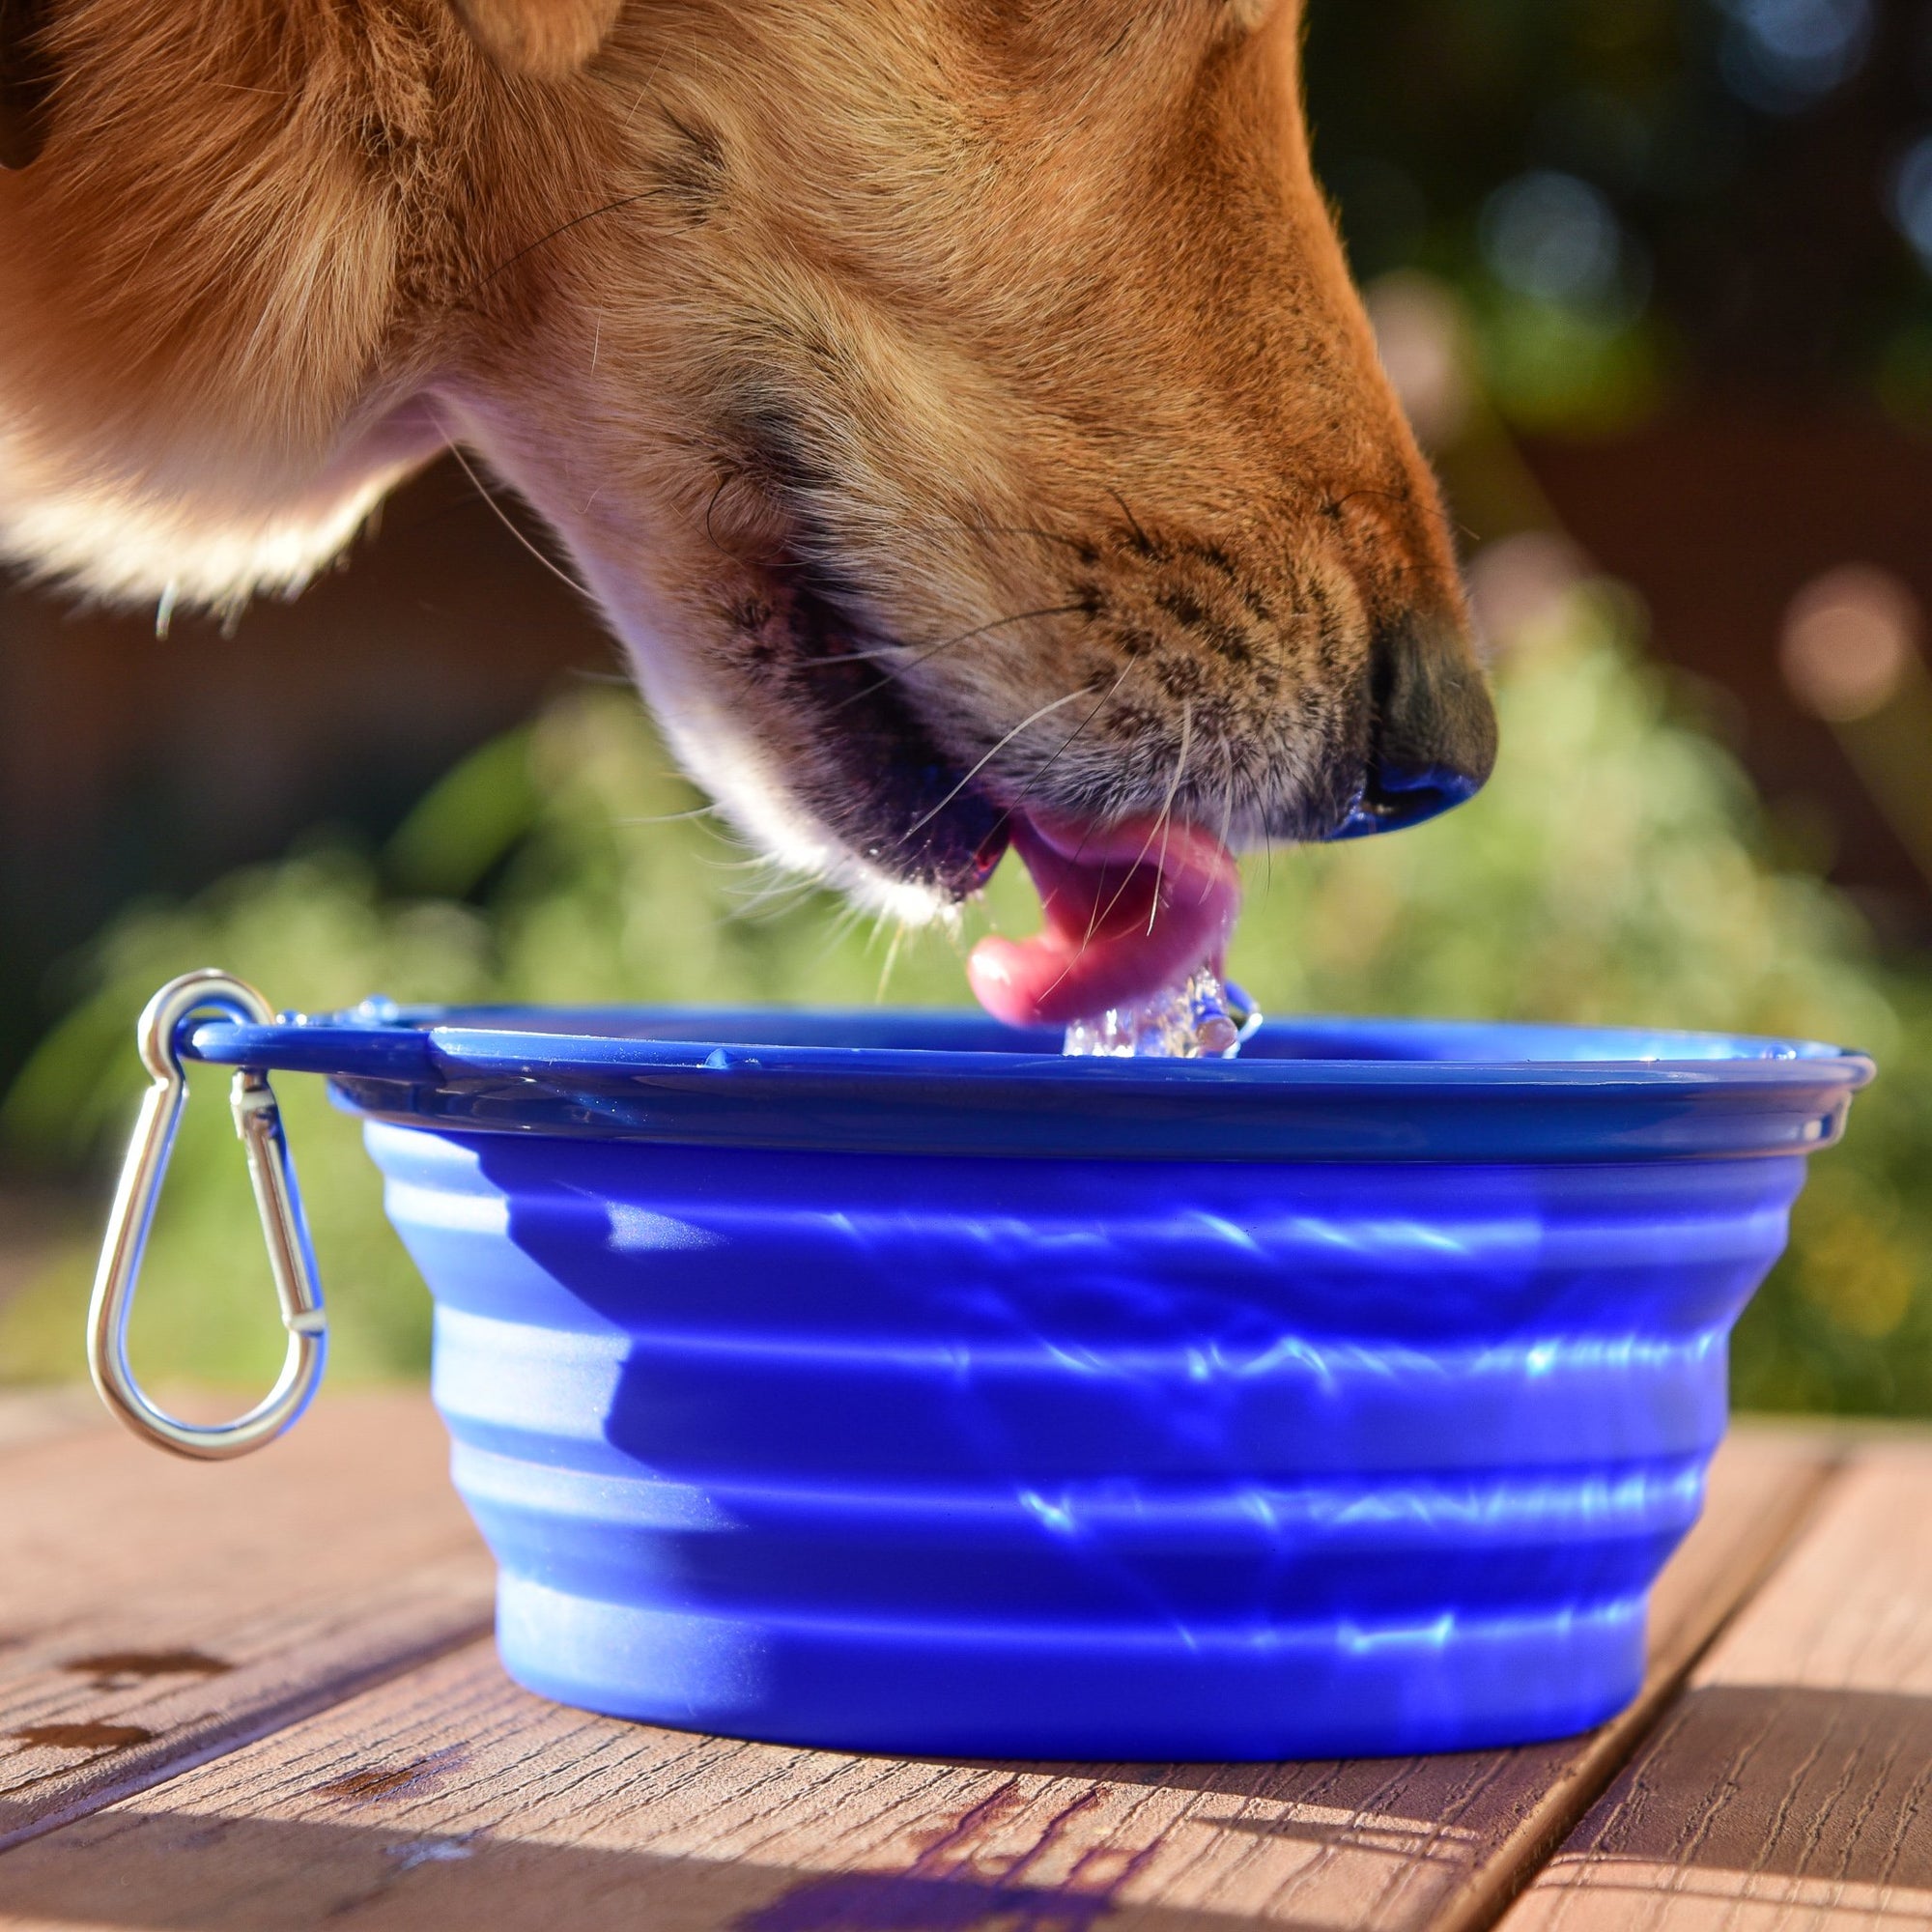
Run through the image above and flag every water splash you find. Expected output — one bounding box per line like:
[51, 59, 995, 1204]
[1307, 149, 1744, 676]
[1064, 969, 1261, 1060]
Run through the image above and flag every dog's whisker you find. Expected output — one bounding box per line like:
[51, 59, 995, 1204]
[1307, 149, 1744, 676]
[1216, 730, 1239, 861]
[1001, 657, 1140, 824]
[873, 920, 910, 1003]
[1037, 792, 1175, 1014]
[791, 644, 920, 668]
[619, 55, 668, 132]
[898, 686, 1095, 845]
[861, 906, 896, 957]
[1105, 486, 1153, 553]
[1010, 662, 1168, 1011]
[697, 473, 772, 567]
[696, 850, 794, 875]
[612, 804, 726, 828]
[821, 604, 1090, 714]
[440, 439, 593, 601]
[1150, 701, 1193, 936]
[946, 521, 1098, 556]
[719, 867, 824, 921]
[702, 476, 732, 558]
[1078, 744, 1182, 959]
[805, 601, 1084, 677]
[463, 187, 672, 302]
[687, 835, 810, 885]
[810, 896, 873, 964]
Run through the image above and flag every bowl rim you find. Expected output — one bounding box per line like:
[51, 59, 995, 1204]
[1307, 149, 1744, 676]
[177, 1005, 1875, 1166]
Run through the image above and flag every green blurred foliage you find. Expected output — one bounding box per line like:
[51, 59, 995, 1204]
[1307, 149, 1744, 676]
[0, 865, 496, 1387]
[0, 696, 1037, 1388]
[3, 585, 1924, 1410]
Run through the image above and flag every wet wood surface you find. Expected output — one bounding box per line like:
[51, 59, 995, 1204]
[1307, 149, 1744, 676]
[0, 1390, 494, 1853]
[0, 1401, 1888, 1932]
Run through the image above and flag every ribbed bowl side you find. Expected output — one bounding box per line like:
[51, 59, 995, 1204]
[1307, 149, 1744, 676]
[367, 1120, 1804, 1759]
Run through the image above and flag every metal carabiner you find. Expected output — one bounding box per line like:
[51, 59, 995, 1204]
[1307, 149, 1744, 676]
[87, 970, 327, 1460]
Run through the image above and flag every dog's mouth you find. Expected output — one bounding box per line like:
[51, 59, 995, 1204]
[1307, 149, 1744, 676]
[757, 561, 1243, 1030]
[968, 813, 1242, 1029]
[756, 561, 1012, 901]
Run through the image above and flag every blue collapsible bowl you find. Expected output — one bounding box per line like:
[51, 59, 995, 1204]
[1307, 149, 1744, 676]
[187, 1006, 1871, 1761]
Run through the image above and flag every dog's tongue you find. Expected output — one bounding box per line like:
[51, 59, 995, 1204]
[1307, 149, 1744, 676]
[968, 814, 1241, 1029]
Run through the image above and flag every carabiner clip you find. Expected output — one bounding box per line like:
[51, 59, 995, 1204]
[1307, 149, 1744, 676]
[87, 970, 327, 1460]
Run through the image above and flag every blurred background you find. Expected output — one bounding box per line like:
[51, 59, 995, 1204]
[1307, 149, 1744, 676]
[5, 0, 1932, 1409]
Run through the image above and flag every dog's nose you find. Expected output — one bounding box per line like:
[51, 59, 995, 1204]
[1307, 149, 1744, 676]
[1331, 620, 1498, 839]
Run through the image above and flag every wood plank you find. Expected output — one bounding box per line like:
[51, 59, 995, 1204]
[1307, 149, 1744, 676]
[1499, 1439, 1932, 1932]
[0, 1388, 106, 1462]
[0, 1389, 494, 1852]
[0, 1424, 1838, 1932]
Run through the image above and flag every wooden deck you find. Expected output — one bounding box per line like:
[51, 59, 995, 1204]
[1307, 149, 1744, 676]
[0, 1391, 1921, 1930]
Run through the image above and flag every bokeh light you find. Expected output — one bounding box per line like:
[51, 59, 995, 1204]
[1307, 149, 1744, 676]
[1466, 533, 1594, 661]
[1890, 133, 1932, 273]
[1479, 171, 1629, 311]
[1779, 564, 1922, 723]
[1366, 271, 1472, 450]
[1717, 0, 1874, 114]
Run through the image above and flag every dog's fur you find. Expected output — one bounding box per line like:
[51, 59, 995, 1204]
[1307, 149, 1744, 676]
[0, 0, 1491, 922]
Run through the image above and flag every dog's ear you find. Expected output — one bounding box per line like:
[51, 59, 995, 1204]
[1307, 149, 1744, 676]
[451, 0, 623, 80]
[0, 0, 53, 170]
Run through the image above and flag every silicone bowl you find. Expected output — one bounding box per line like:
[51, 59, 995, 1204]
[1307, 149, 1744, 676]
[185, 1006, 1872, 1761]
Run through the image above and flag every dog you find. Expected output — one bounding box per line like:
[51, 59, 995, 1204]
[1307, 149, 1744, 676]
[0, 0, 1495, 1025]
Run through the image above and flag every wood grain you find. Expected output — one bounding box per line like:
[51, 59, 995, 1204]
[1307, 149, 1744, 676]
[0, 1425, 1836, 1932]
[1500, 1439, 1932, 1932]
[0, 1389, 493, 1851]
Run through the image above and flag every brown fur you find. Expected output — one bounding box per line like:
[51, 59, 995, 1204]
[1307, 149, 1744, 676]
[0, 0, 1490, 920]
